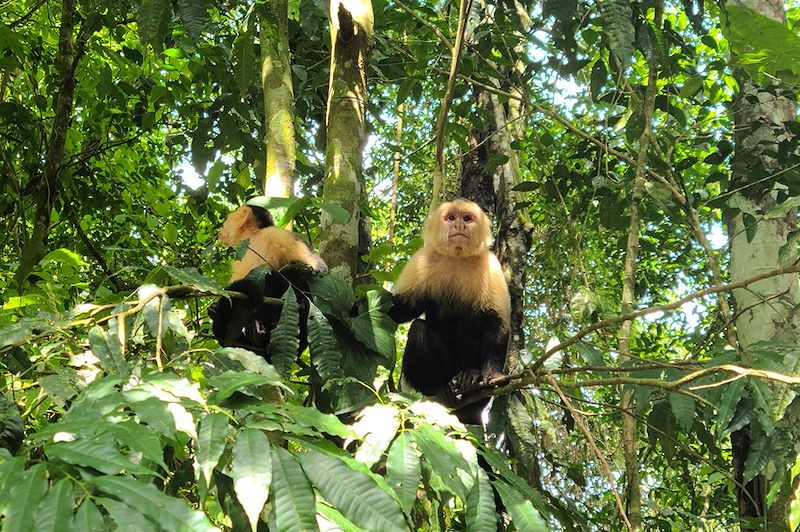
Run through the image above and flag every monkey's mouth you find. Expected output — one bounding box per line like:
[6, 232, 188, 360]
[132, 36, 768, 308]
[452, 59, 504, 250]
[449, 233, 469, 241]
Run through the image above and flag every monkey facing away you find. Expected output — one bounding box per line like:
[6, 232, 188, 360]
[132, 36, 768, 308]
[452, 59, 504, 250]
[389, 198, 511, 424]
[209, 204, 327, 358]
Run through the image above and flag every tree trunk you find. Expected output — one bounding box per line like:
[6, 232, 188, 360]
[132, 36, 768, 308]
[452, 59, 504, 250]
[460, 87, 532, 371]
[16, 0, 80, 290]
[318, 0, 373, 285]
[726, 0, 800, 527]
[259, 0, 295, 198]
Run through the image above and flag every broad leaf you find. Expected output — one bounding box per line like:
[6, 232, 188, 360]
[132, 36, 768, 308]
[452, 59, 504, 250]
[271, 447, 317, 532]
[233, 428, 272, 530]
[298, 449, 406, 530]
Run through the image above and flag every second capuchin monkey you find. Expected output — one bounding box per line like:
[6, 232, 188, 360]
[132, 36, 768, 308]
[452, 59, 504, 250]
[389, 198, 511, 424]
[209, 204, 327, 358]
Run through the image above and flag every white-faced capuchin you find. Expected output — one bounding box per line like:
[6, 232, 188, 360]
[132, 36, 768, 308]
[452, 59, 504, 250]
[209, 204, 328, 358]
[389, 198, 511, 425]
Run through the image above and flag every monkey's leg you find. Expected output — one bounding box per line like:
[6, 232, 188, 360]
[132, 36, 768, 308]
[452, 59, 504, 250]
[401, 319, 454, 397]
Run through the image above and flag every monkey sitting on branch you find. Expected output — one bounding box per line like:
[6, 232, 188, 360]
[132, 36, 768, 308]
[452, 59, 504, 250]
[389, 198, 510, 424]
[208, 204, 327, 359]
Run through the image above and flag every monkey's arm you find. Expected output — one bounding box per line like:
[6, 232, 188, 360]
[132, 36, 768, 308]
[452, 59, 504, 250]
[481, 313, 509, 379]
[388, 294, 426, 324]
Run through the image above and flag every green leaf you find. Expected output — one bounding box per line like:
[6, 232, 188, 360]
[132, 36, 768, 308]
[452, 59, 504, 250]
[599, 0, 635, 69]
[466, 466, 496, 531]
[47, 437, 154, 475]
[308, 275, 356, 315]
[668, 392, 696, 432]
[743, 432, 770, 484]
[93, 476, 218, 531]
[316, 502, 362, 531]
[716, 378, 745, 438]
[234, 31, 258, 97]
[106, 420, 168, 470]
[72, 500, 105, 531]
[43, 248, 85, 268]
[725, 5, 800, 86]
[176, 0, 207, 40]
[4, 464, 48, 532]
[269, 288, 301, 376]
[680, 75, 704, 99]
[33, 479, 74, 532]
[352, 404, 400, 467]
[271, 447, 317, 532]
[386, 433, 420, 514]
[165, 266, 224, 293]
[298, 449, 406, 531]
[195, 413, 229, 490]
[478, 447, 549, 512]
[96, 497, 155, 531]
[209, 371, 287, 403]
[88, 326, 130, 377]
[138, 0, 173, 50]
[409, 424, 470, 500]
[492, 480, 548, 531]
[233, 428, 272, 530]
[319, 202, 353, 224]
[308, 304, 344, 381]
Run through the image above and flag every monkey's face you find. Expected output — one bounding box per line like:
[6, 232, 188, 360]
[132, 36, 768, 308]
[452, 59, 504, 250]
[425, 199, 491, 256]
[218, 206, 250, 246]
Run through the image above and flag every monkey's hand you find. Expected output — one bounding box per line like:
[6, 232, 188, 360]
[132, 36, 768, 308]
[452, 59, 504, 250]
[447, 368, 502, 402]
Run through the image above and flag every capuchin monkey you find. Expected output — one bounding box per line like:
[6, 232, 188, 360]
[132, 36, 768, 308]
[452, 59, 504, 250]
[209, 204, 327, 358]
[389, 198, 511, 424]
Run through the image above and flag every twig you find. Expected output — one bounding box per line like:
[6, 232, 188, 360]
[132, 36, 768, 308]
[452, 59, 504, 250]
[547, 376, 633, 531]
[428, 0, 473, 212]
[532, 261, 800, 372]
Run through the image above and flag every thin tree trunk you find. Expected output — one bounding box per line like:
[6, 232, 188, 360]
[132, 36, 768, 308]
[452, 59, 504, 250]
[429, 0, 472, 213]
[617, 4, 662, 528]
[319, 0, 373, 285]
[16, 0, 81, 290]
[386, 106, 403, 272]
[259, 0, 295, 198]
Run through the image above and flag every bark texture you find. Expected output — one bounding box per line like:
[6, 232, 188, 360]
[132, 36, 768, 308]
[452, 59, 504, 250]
[259, 0, 295, 198]
[319, 0, 373, 285]
[16, 0, 81, 290]
[726, 0, 800, 527]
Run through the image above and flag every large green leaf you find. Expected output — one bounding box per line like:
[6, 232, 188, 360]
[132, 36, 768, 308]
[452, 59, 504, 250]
[725, 5, 800, 86]
[138, 0, 173, 50]
[233, 428, 272, 530]
[271, 447, 317, 532]
[33, 479, 74, 532]
[298, 449, 407, 530]
[386, 433, 421, 514]
[4, 464, 48, 532]
[493, 480, 548, 531]
[409, 424, 470, 500]
[195, 412, 229, 489]
[269, 288, 301, 376]
[93, 476, 218, 531]
[88, 326, 130, 377]
[308, 304, 343, 381]
[668, 392, 696, 432]
[46, 438, 154, 476]
[72, 500, 105, 531]
[598, 0, 635, 69]
[466, 466, 496, 531]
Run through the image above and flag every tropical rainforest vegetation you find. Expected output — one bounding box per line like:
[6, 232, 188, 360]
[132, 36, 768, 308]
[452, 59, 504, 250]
[2, 0, 800, 529]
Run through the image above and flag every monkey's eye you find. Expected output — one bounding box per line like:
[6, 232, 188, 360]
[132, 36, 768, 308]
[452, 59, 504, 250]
[447, 214, 456, 221]
[463, 215, 472, 222]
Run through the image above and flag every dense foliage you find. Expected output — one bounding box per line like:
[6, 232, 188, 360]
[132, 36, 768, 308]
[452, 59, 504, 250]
[3, 0, 800, 530]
